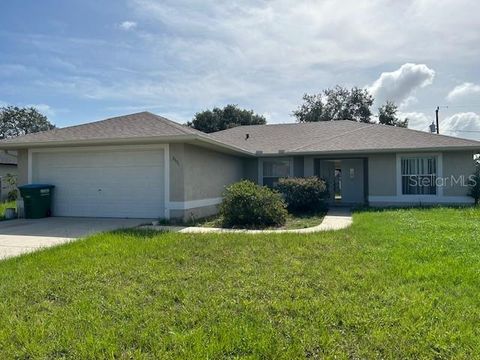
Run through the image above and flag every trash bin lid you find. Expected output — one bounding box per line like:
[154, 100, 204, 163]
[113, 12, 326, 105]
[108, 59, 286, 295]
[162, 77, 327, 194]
[18, 184, 55, 189]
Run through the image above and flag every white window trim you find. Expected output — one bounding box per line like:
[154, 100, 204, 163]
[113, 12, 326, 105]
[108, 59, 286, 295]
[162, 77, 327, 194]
[258, 157, 293, 186]
[395, 152, 443, 200]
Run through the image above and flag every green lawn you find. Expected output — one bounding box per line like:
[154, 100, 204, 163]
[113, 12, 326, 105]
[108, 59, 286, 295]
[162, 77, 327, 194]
[1, 207, 480, 358]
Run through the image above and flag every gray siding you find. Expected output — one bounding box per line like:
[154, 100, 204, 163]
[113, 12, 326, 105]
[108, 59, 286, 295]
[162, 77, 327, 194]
[182, 144, 243, 201]
[170, 204, 219, 222]
[442, 151, 475, 196]
[368, 153, 396, 196]
[169, 143, 243, 220]
[169, 143, 185, 202]
[17, 149, 28, 186]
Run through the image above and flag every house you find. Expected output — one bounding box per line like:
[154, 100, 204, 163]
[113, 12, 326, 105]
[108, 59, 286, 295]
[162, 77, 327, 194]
[0, 111, 478, 220]
[0, 152, 17, 201]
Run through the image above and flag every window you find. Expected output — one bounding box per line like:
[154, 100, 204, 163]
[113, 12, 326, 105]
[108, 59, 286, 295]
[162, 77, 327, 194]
[401, 157, 437, 195]
[262, 159, 291, 187]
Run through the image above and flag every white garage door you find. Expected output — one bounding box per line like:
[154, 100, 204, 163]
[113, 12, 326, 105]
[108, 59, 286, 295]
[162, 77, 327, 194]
[31, 147, 166, 218]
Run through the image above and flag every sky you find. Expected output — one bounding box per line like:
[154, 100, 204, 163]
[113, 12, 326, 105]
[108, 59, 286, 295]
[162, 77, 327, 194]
[1, 0, 480, 139]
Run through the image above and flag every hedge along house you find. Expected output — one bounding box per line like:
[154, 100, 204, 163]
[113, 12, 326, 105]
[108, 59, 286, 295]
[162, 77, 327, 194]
[0, 111, 479, 220]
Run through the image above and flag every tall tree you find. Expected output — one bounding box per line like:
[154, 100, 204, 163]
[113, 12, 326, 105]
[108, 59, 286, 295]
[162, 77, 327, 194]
[0, 106, 55, 139]
[187, 104, 266, 133]
[378, 101, 408, 128]
[293, 86, 374, 123]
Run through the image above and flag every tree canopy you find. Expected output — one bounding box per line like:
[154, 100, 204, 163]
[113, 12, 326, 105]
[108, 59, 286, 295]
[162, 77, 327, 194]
[293, 86, 374, 123]
[0, 106, 55, 139]
[378, 101, 408, 128]
[292, 86, 407, 127]
[187, 104, 266, 133]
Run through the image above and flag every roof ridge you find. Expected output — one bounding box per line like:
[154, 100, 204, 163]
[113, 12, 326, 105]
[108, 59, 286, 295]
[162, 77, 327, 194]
[379, 121, 480, 144]
[59, 111, 151, 131]
[146, 112, 202, 135]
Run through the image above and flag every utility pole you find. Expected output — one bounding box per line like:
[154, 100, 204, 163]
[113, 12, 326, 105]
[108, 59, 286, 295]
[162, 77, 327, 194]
[435, 106, 440, 134]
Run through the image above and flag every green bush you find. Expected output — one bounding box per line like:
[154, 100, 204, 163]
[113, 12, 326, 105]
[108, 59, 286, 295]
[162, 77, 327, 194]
[220, 180, 287, 228]
[469, 163, 480, 205]
[276, 176, 329, 213]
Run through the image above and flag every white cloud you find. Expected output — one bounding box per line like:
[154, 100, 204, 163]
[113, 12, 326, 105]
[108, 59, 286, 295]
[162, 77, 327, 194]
[446, 82, 480, 102]
[398, 111, 480, 141]
[119, 21, 137, 30]
[368, 63, 435, 107]
[440, 112, 480, 140]
[399, 111, 433, 132]
[26, 103, 56, 117]
[3, 0, 480, 126]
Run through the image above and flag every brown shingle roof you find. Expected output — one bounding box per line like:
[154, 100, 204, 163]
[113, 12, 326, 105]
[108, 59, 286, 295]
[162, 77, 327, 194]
[0, 112, 203, 145]
[210, 121, 480, 154]
[1, 113, 479, 155]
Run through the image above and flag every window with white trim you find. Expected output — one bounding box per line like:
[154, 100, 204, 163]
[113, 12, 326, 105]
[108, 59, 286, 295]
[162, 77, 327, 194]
[262, 159, 291, 187]
[401, 156, 437, 195]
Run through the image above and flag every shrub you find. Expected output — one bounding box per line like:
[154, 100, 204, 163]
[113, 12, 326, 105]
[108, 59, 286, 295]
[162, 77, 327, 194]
[469, 163, 480, 205]
[7, 189, 18, 202]
[276, 176, 328, 213]
[220, 180, 287, 228]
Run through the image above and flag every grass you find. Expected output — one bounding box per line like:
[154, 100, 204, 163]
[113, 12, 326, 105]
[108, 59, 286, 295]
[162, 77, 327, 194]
[0, 200, 16, 220]
[0, 207, 480, 358]
[176, 211, 327, 229]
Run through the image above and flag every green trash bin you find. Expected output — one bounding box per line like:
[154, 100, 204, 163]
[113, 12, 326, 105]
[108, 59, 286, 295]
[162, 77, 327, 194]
[18, 184, 55, 219]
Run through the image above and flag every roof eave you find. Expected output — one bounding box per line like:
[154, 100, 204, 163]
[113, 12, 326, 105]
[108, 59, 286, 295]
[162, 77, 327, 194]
[0, 134, 254, 156]
[193, 135, 254, 156]
[0, 135, 199, 149]
[256, 145, 480, 157]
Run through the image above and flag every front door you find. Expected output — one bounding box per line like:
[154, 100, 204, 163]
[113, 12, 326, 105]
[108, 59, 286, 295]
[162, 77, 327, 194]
[340, 159, 364, 204]
[315, 158, 366, 205]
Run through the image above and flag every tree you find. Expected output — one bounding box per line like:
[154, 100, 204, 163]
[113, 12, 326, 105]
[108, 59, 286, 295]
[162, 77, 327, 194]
[187, 104, 266, 133]
[292, 86, 374, 123]
[0, 106, 55, 139]
[378, 101, 408, 128]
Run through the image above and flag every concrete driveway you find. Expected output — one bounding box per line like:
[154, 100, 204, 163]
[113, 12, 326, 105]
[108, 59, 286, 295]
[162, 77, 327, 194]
[0, 217, 150, 260]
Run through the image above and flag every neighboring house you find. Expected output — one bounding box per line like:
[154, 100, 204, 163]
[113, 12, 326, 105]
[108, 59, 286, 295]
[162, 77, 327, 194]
[0, 111, 478, 220]
[0, 152, 17, 201]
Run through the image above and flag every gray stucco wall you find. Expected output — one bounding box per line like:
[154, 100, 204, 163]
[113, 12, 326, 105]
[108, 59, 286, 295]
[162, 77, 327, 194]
[169, 143, 244, 220]
[170, 204, 219, 222]
[442, 151, 475, 196]
[182, 144, 244, 201]
[169, 143, 185, 202]
[368, 153, 396, 196]
[17, 149, 28, 186]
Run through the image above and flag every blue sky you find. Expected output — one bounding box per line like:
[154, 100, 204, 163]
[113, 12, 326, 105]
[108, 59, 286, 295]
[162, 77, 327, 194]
[1, 0, 480, 138]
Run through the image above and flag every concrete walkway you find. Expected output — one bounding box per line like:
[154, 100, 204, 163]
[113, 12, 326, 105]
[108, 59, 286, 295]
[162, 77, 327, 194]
[142, 208, 352, 234]
[0, 217, 150, 260]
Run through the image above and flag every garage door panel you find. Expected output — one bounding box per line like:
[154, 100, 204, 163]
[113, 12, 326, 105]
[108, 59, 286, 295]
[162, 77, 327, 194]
[31, 148, 165, 218]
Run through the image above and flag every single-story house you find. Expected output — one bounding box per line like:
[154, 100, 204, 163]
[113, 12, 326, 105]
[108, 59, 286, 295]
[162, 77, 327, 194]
[0, 111, 478, 220]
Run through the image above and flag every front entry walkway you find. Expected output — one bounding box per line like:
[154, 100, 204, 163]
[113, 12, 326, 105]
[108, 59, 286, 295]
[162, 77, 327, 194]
[143, 208, 353, 234]
[0, 217, 149, 260]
